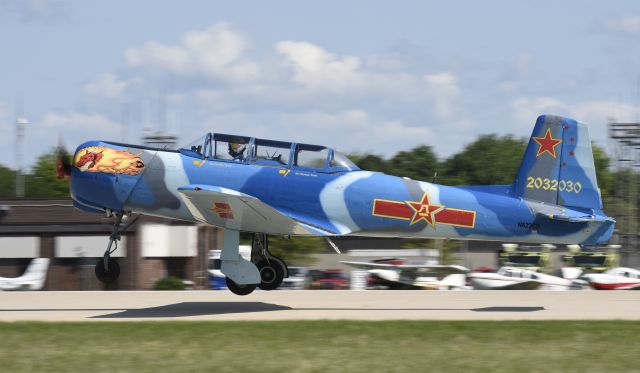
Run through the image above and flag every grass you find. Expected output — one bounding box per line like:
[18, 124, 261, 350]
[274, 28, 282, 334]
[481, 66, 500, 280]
[0, 321, 638, 372]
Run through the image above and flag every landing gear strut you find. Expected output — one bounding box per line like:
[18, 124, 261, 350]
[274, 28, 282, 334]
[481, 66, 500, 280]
[94, 212, 138, 284]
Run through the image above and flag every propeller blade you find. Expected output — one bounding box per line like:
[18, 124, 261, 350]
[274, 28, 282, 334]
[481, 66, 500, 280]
[56, 147, 72, 179]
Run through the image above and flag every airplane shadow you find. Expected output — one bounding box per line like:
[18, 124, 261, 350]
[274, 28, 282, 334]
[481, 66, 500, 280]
[95, 304, 545, 318]
[92, 302, 292, 318]
[0, 303, 545, 319]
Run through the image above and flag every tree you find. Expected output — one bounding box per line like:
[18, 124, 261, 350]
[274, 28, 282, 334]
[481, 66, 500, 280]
[401, 238, 461, 265]
[592, 143, 613, 200]
[240, 233, 326, 266]
[349, 154, 389, 173]
[267, 236, 327, 266]
[388, 145, 438, 181]
[0, 166, 16, 197]
[440, 135, 526, 185]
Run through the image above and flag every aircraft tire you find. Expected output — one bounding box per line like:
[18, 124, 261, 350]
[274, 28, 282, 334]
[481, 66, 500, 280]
[225, 277, 256, 296]
[257, 258, 285, 291]
[95, 258, 120, 283]
[269, 255, 288, 278]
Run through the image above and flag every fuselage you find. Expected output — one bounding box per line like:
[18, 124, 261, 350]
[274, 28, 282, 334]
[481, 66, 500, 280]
[469, 266, 584, 290]
[71, 141, 614, 245]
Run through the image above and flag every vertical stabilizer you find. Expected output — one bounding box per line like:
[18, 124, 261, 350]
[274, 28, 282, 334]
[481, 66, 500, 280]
[514, 115, 602, 209]
[20, 258, 50, 290]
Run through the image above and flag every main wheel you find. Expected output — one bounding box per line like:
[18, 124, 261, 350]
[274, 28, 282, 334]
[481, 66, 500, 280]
[95, 258, 120, 283]
[225, 277, 256, 296]
[257, 258, 285, 291]
[270, 255, 288, 278]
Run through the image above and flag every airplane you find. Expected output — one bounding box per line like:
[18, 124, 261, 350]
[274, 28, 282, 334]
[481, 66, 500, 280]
[580, 267, 640, 290]
[341, 259, 469, 290]
[0, 258, 50, 291]
[60, 114, 615, 295]
[468, 266, 587, 290]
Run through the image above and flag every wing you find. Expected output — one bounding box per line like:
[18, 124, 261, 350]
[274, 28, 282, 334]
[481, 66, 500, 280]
[178, 184, 336, 235]
[499, 280, 541, 290]
[341, 261, 468, 274]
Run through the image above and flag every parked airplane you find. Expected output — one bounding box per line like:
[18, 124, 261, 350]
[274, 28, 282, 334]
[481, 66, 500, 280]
[469, 266, 587, 290]
[342, 259, 469, 290]
[61, 114, 614, 295]
[581, 267, 640, 290]
[0, 258, 50, 291]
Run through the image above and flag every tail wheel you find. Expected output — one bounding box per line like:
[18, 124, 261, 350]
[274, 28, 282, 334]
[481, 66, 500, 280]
[95, 258, 120, 283]
[225, 277, 256, 296]
[257, 258, 285, 291]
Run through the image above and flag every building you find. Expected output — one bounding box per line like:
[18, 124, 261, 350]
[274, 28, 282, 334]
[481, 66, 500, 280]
[0, 198, 217, 290]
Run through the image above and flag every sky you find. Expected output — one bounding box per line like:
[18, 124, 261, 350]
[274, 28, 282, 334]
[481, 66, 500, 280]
[1, 0, 639, 169]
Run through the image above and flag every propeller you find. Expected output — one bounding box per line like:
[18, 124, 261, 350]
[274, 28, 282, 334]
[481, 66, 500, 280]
[56, 146, 72, 180]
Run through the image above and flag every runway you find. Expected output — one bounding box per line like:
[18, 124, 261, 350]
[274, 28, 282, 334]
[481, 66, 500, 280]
[0, 290, 638, 321]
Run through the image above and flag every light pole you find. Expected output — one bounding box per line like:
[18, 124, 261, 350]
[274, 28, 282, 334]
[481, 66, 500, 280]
[15, 117, 28, 198]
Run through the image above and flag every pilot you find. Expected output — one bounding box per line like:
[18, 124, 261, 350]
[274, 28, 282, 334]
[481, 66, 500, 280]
[191, 145, 203, 155]
[228, 142, 246, 161]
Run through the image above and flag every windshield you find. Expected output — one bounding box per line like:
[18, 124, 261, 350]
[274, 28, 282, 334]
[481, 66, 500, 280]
[180, 135, 208, 156]
[330, 151, 359, 171]
[573, 256, 607, 267]
[502, 255, 542, 267]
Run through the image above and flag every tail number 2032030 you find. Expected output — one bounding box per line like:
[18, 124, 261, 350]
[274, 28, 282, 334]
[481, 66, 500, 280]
[526, 176, 582, 193]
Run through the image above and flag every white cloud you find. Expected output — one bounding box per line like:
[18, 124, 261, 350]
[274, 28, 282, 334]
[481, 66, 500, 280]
[42, 111, 122, 139]
[276, 41, 366, 91]
[39, 22, 633, 165]
[201, 109, 432, 156]
[605, 16, 640, 35]
[124, 23, 259, 82]
[84, 73, 130, 98]
[511, 96, 640, 145]
[511, 96, 566, 128]
[423, 72, 459, 119]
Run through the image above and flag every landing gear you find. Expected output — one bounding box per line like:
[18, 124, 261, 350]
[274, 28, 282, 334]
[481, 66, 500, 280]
[256, 258, 286, 291]
[95, 257, 120, 283]
[218, 230, 289, 295]
[225, 277, 256, 296]
[95, 212, 138, 284]
[252, 234, 288, 291]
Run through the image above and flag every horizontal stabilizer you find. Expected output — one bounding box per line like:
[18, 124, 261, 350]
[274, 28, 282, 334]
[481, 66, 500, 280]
[531, 202, 614, 223]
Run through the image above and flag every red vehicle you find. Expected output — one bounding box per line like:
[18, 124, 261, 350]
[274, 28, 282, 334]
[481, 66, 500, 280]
[309, 269, 348, 290]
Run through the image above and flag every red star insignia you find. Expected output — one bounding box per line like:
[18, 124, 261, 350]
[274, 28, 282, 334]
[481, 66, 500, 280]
[406, 192, 444, 226]
[532, 128, 563, 158]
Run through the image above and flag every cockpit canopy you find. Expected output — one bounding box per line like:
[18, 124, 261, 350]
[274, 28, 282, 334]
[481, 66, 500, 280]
[180, 133, 359, 173]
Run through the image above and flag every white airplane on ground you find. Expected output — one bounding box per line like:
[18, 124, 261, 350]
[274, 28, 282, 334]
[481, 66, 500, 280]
[341, 260, 469, 290]
[0, 258, 50, 291]
[468, 266, 586, 290]
[581, 267, 640, 290]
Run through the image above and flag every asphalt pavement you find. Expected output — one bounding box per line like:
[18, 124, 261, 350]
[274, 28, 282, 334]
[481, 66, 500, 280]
[0, 290, 638, 321]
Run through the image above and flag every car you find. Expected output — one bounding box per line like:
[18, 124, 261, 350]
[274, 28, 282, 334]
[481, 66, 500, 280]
[309, 269, 348, 290]
[280, 266, 308, 290]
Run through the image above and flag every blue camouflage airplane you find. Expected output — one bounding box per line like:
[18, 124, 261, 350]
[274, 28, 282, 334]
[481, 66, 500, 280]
[62, 114, 614, 295]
